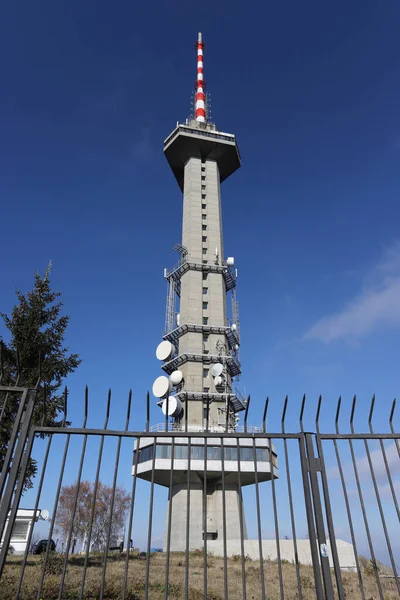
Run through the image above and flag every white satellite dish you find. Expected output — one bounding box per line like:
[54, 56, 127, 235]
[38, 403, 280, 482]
[176, 313, 180, 326]
[40, 509, 50, 521]
[169, 370, 183, 386]
[214, 376, 223, 386]
[156, 341, 175, 361]
[226, 257, 235, 267]
[152, 376, 172, 398]
[234, 344, 239, 351]
[161, 396, 182, 417]
[212, 363, 223, 377]
[231, 324, 237, 332]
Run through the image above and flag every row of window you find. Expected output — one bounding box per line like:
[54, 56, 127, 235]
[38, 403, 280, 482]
[134, 444, 273, 464]
[164, 127, 235, 149]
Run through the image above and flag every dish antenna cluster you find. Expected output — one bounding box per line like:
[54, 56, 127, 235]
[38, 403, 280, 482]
[212, 362, 225, 388]
[152, 341, 184, 417]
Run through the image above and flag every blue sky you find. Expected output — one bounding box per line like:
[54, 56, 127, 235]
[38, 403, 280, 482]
[1, 0, 399, 561]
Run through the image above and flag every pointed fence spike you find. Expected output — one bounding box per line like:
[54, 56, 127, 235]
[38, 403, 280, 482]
[83, 386, 89, 428]
[262, 397, 269, 433]
[63, 386, 68, 426]
[350, 394, 357, 433]
[104, 389, 111, 428]
[125, 389, 132, 431]
[146, 391, 150, 432]
[243, 395, 250, 432]
[316, 395, 322, 429]
[335, 396, 342, 433]
[299, 394, 306, 432]
[389, 398, 396, 430]
[281, 396, 288, 433]
[368, 394, 376, 431]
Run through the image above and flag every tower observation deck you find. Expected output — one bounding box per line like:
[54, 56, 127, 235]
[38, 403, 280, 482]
[133, 33, 278, 551]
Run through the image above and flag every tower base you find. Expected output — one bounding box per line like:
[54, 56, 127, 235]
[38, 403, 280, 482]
[164, 477, 247, 552]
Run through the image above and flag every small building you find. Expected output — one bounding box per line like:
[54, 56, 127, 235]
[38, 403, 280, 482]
[0, 508, 48, 555]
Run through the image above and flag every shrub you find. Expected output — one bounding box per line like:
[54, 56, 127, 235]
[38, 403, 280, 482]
[39, 551, 65, 576]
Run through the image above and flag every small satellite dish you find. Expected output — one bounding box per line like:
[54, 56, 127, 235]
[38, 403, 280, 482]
[226, 257, 235, 267]
[214, 376, 223, 386]
[169, 370, 183, 386]
[152, 376, 172, 398]
[156, 341, 175, 361]
[234, 344, 239, 351]
[212, 363, 223, 377]
[231, 324, 237, 332]
[40, 509, 50, 521]
[161, 396, 182, 417]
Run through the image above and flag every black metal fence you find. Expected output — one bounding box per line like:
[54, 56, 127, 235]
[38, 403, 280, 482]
[0, 382, 399, 600]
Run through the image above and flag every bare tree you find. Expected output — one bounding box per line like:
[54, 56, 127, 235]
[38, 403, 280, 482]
[55, 480, 130, 553]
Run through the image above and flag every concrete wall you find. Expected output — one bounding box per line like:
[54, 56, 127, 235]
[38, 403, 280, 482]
[164, 481, 248, 551]
[207, 539, 357, 571]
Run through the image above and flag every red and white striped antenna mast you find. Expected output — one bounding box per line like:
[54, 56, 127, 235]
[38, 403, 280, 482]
[195, 32, 206, 123]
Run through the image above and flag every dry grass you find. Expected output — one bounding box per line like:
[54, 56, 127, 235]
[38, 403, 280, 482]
[2, 550, 398, 599]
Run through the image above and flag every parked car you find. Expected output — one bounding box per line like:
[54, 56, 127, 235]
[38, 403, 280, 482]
[32, 539, 56, 554]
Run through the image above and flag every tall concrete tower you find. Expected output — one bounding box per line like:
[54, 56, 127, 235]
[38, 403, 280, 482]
[134, 33, 277, 551]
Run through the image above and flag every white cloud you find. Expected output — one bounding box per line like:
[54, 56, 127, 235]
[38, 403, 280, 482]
[328, 443, 400, 484]
[305, 241, 400, 342]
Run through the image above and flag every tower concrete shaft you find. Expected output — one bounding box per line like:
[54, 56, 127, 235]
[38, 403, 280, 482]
[133, 33, 278, 552]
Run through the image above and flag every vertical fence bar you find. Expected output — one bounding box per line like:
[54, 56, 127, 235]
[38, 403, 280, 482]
[58, 387, 89, 599]
[220, 433, 229, 600]
[122, 437, 140, 599]
[348, 396, 384, 600]
[315, 396, 345, 599]
[99, 390, 131, 599]
[298, 430, 324, 599]
[252, 436, 265, 600]
[304, 433, 335, 600]
[268, 435, 284, 600]
[0, 388, 35, 578]
[16, 435, 53, 597]
[333, 397, 366, 599]
[144, 438, 157, 600]
[184, 425, 191, 600]
[36, 432, 71, 599]
[0, 389, 29, 507]
[363, 398, 400, 595]
[79, 389, 112, 599]
[281, 397, 302, 600]
[369, 397, 400, 520]
[203, 401, 209, 600]
[164, 435, 175, 600]
[236, 439, 247, 600]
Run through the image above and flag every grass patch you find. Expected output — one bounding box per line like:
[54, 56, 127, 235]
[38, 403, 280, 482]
[2, 551, 399, 599]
